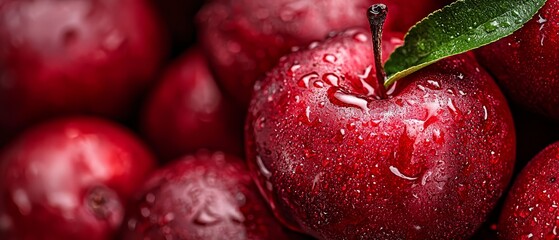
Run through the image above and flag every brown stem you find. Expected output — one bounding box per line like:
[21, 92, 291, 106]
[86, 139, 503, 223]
[367, 4, 388, 99]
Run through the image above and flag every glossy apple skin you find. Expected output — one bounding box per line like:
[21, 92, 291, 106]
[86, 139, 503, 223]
[121, 151, 290, 240]
[0, 117, 156, 240]
[245, 29, 516, 239]
[498, 142, 559, 239]
[475, 0, 559, 120]
[0, 0, 165, 142]
[141, 48, 244, 161]
[197, 0, 444, 107]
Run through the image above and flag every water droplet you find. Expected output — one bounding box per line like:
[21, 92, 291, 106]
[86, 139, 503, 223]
[313, 80, 325, 88]
[146, 193, 155, 204]
[298, 72, 319, 88]
[323, 54, 337, 64]
[426, 79, 441, 89]
[127, 218, 137, 230]
[322, 73, 339, 87]
[538, 14, 547, 24]
[389, 166, 418, 181]
[370, 120, 381, 127]
[256, 156, 272, 179]
[330, 89, 369, 112]
[289, 64, 301, 76]
[308, 41, 320, 49]
[423, 102, 439, 129]
[304, 106, 311, 122]
[353, 32, 368, 42]
[482, 105, 488, 121]
[483, 20, 499, 33]
[255, 117, 266, 131]
[140, 207, 151, 218]
[447, 99, 462, 117]
[162, 213, 175, 223]
[193, 208, 221, 226]
[432, 129, 444, 144]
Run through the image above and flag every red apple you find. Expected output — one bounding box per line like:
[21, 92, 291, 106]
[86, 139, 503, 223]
[0, 0, 165, 142]
[498, 142, 559, 239]
[197, 0, 445, 107]
[245, 7, 515, 238]
[475, 0, 559, 120]
[0, 117, 155, 240]
[121, 151, 290, 240]
[141, 48, 244, 161]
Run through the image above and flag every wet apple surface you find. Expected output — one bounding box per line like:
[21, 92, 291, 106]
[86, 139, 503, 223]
[245, 28, 515, 239]
[121, 152, 290, 240]
[499, 142, 559, 240]
[0, 117, 155, 240]
[476, 0, 559, 120]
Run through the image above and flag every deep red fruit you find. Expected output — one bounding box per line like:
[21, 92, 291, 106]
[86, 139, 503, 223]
[498, 142, 559, 239]
[197, 0, 444, 106]
[476, 0, 559, 120]
[0, 0, 165, 141]
[245, 28, 515, 239]
[0, 117, 155, 240]
[121, 151, 290, 240]
[377, 0, 445, 32]
[141, 48, 244, 161]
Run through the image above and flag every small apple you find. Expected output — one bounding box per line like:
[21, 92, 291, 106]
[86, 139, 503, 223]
[0, 0, 165, 142]
[121, 151, 291, 240]
[498, 141, 559, 239]
[245, 5, 515, 239]
[0, 117, 155, 239]
[475, 0, 559, 120]
[197, 0, 445, 107]
[141, 48, 244, 161]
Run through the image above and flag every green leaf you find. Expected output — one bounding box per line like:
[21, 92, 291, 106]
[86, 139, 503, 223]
[383, 0, 547, 87]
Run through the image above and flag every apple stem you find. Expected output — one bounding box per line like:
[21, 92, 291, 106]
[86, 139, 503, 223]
[367, 4, 388, 99]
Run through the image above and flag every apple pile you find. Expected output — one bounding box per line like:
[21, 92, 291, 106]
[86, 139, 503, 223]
[0, 0, 557, 239]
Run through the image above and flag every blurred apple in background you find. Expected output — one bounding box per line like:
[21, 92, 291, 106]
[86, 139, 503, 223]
[141, 48, 244, 162]
[197, 0, 445, 107]
[0, 0, 165, 145]
[0, 117, 155, 240]
[121, 151, 291, 240]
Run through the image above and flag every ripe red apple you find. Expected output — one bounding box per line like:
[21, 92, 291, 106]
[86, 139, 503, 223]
[498, 142, 559, 239]
[475, 0, 559, 120]
[197, 0, 445, 107]
[0, 0, 165, 142]
[245, 6, 515, 239]
[121, 151, 290, 240]
[0, 117, 155, 240]
[141, 48, 244, 161]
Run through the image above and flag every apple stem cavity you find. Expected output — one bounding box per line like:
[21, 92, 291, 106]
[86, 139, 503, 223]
[367, 4, 388, 99]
